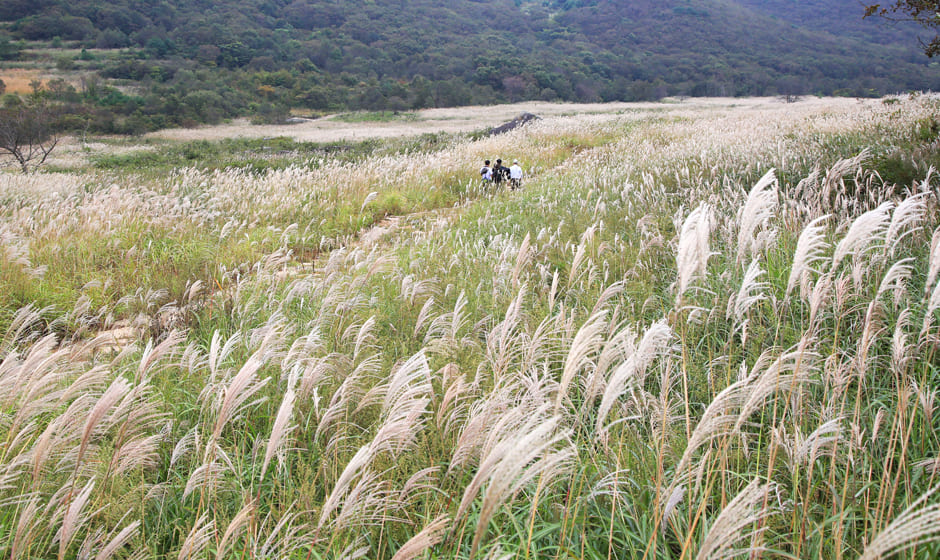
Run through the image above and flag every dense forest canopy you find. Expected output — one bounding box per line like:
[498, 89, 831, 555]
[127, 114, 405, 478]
[0, 0, 936, 133]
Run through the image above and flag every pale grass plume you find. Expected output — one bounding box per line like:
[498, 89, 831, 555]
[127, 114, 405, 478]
[298, 355, 337, 401]
[260, 384, 296, 480]
[876, 257, 915, 306]
[455, 403, 574, 557]
[482, 544, 515, 560]
[78, 526, 105, 560]
[773, 417, 843, 474]
[924, 280, 940, 335]
[336, 541, 371, 560]
[436, 362, 475, 435]
[283, 326, 326, 372]
[360, 191, 378, 213]
[369, 379, 430, 457]
[209, 345, 272, 444]
[424, 291, 474, 354]
[555, 309, 607, 410]
[316, 370, 359, 443]
[170, 427, 199, 468]
[183, 460, 230, 498]
[590, 280, 625, 316]
[661, 484, 686, 535]
[55, 477, 97, 560]
[397, 466, 441, 505]
[568, 224, 596, 286]
[413, 296, 437, 339]
[95, 520, 141, 560]
[482, 284, 528, 381]
[448, 390, 510, 472]
[390, 515, 451, 560]
[548, 269, 560, 311]
[252, 508, 312, 559]
[511, 231, 534, 290]
[106, 379, 168, 477]
[916, 458, 940, 476]
[11, 494, 43, 560]
[595, 319, 672, 434]
[669, 377, 748, 494]
[31, 391, 101, 482]
[885, 191, 929, 257]
[925, 226, 940, 296]
[855, 301, 885, 380]
[352, 315, 378, 358]
[110, 432, 166, 476]
[807, 274, 832, 330]
[859, 483, 940, 560]
[4, 336, 78, 442]
[134, 330, 185, 382]
[676, 202, 714, 299]
[831, 201, 894, 272]
[59, 364, 112, 404]
[729, 259, 768, 343]
[330, 468, 398, 531]
[177, 513, 215, 560]
[912, 380, 938, 427]
[381, 351, 432, 418]
[584, 317, 636, 404]
[815, 150, 870, 214]
[671, 343, 817, 491]
[2, 304, 55, 352]
[785, 214, 830, 299]
[734, 342, 818, 432]
[399, 273, 439, 306]
[736, 169, 778, 263]
[892, 308, 913, 375]
[694, 478, 777, 560]
[1, 333, 60, 409]
[318, 354, 431, 536]
[216, 499, 255, 560]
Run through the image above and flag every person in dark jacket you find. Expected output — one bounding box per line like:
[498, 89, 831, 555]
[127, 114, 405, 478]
[493, 158, 509, 188]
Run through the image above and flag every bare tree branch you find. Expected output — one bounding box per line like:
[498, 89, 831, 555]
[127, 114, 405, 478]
[864, 1, 940, 56]
[0, 101, 60, 173]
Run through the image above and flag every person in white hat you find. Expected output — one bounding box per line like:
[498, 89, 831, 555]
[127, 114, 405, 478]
[509, 160, 524, 190]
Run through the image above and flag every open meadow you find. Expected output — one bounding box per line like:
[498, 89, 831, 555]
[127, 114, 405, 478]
[2, 95, 940, 559]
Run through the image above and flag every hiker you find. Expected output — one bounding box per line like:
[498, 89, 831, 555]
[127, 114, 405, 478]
[493, 158, 509, 188]
[509, 160, 523, 190]
[480, 159, 493, 184]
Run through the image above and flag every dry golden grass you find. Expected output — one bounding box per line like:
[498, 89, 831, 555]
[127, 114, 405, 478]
[144, 97, 838, 144]
[0, 69, 44, 94]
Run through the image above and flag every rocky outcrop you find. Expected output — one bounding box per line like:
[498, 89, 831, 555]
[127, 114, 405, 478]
[489, 112, 540, 136]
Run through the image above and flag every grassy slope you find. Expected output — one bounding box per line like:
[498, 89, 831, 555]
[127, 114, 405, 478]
[2, 96, 940, 558]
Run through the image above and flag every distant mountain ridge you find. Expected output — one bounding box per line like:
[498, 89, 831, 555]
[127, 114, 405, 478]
[0, 1, 935, 131]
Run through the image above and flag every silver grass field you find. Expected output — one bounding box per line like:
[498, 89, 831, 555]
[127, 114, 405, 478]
[2, 95, 940, 558]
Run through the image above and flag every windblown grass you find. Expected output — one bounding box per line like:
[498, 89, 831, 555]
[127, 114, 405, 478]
[2, 95, 940, 559]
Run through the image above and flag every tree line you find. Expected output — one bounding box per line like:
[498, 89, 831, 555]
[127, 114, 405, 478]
[0, 0, 938, 137]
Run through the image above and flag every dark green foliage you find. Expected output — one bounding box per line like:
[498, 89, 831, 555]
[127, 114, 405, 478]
[3, 0, 939, 132]
[0, 35, 21, 60]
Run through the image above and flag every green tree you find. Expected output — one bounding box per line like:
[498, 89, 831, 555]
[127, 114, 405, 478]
[865, 2, 940, 56]
[0, 36, 20, 60]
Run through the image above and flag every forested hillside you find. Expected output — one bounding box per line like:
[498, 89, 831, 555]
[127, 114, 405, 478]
[0, 0, 936, 133]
